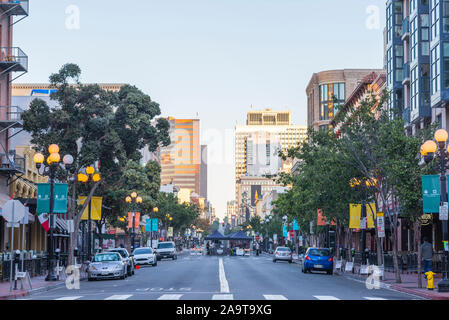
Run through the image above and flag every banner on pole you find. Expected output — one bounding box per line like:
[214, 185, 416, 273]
[422, 175, 441, 213]
[36, 183, 51, 214]
[128, 212, 140, 229]
[37, 183, 68, 214]
[292, 219, 299, 231]
[349, 204, 376, 229]
[152, 218, 158, 231]
[53, 183, 68, 214]
[79, 197, 102, 220]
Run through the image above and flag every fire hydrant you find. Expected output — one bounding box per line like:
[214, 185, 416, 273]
[425, 271, 436, 290]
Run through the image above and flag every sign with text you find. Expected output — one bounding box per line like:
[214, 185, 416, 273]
[422, 175, 441, 213]
[377, 212, 385, 238]
[440, 202, 448, 221]
[349, 204, 376, 229]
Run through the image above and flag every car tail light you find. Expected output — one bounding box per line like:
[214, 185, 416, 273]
[328, 257, 333, 262]
[305, 255, 310, 261]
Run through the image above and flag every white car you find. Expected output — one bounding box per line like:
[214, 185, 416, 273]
[273, 247, 293, 263]
[132, 247, 157, 267]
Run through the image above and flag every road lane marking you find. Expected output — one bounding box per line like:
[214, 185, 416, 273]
[158, 294, 183, 300]
[219, 258, 230, 293]
[263, 295, 288, 300]
[105, 295, 132, 300]
[55, 296, 83, 300]
[212, 294, 234, 300]
[314, 296, 340, 300]
[136, 288, 150, 291]
[364, 297, 387, 300]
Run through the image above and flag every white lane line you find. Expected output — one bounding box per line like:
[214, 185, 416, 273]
[158, 294, 183, 300]
[136, 288, 150, 291]
[212, 294, 234, 300]
[55, 296, 83, 300]
[313, 296, 340, 300]
[364, 297, 387, 300]
[104, 295, 132, 300]
[264, 295, 288, 300]
[218, 258, 230, 293]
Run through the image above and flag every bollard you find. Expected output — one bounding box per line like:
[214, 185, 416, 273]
[425, 271, 436, 290]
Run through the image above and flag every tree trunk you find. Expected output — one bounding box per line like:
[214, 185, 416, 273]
[414, 219, 422, 288]
[391, 219, 402, 283]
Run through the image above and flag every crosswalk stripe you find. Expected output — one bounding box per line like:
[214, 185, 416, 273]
[263, 295, 288, 300]
[313, 295, 340, 300]
[158, 294, 183, 300]
[212, 294, 234, 300]
[55, 296, 83, 300]
[364, 297, 387, 300]
[105, 295, 132, 300]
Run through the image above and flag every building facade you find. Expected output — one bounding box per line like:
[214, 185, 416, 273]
[160, 118, 201, 197]
[306, 69, 384, 131]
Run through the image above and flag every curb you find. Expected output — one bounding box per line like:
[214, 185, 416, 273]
[0, 281, 67, 300]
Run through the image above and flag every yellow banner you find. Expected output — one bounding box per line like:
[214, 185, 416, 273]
[79, 196, 102, 220]
[349, 203, 376, 229]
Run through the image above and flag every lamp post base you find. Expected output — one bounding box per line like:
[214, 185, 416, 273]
[438, 278, 449, 292]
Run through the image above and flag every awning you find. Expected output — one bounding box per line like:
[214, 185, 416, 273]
[204, 230, 227, 240]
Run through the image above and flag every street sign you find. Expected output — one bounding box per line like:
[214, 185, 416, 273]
[377, 213, 385, 238]
[1, 200, 26, 223]
[360, 217, 367, 230]
[440, 202, 448, 221]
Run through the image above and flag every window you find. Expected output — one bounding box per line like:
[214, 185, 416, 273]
[421, 63, 431, 105]
[444, 0, 449, 32]
[443, 42, 449, 89]
[411, 17, 418, 62]
[431, 0, 440, 40]
[395, 45, 404, 82]
[422, 14, 430, 56]
[431, 44, 441, 94]
[411, 66, 418, 110]
[318, 83, 345, 120]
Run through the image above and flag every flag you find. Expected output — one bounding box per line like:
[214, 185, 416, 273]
[37, 212, 49, 231]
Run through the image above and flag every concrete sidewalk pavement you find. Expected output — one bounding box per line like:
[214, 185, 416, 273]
[0, 275, 67, 300]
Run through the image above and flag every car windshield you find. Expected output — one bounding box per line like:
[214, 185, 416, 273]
[158, 243, 174, 249]
[93, 253, 120, 262]
[276, 247, 290, 252]
[108, 249, 128, 257]
[133, 248, 152, 255]
[308, 249, 330, 256]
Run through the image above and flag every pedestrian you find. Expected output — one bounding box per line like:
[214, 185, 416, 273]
[421, 236, 433, 278]
[256, 242, 260, 256]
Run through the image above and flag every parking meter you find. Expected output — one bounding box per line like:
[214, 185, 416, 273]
[351, 248, 355, 257]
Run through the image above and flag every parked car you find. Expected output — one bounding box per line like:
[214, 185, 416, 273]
[133, 247, 157, 267]
[273, 246, 292, 263]
[302, 248, 333, 275]
[88, 252, 127, 281]
[105, 248, 135, 276]
[156, 241, 177, 260]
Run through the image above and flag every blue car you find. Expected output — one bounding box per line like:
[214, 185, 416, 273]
[302, 248, 334, 275]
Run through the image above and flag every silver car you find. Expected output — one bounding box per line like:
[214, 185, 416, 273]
[88, 252, 127, 281]
[273, 247, 293, 263]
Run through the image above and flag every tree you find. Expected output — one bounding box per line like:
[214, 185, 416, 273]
[21, 63, 170, 264]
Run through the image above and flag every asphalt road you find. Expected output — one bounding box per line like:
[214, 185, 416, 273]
[18, 253, 422, 300]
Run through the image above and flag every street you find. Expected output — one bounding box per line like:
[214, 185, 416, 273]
[20, 253, 421, 300]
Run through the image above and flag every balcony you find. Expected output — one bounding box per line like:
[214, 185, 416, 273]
[0, 47, 28, 80]
[402, 62, 410, 85]
[0, 1, 29, 17]
[0, 151, 25, 176]
[0, 106, 23, 130]
[401, 17, 409, 41]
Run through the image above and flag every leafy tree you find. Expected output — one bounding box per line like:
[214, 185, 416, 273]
[21, 63, 170, 263]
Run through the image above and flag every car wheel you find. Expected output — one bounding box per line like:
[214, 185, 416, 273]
[153, 262, 157, 267]
[88, 277, 93, 281]
[132, 266, 135, 275]
[273, 259, 276, 263]
[288, 260, 292, 264]
[328, 270, 333, 275]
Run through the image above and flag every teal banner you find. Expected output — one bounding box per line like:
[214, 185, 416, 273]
[152, 218, 158, 231]
[36, 183, 68, 214]
[36, 183, 50, 214]
[292, 219, 299, 231]
[282, 225, 287, 237]
[422, 175, 441, 213]
[53, 183, 68, 214]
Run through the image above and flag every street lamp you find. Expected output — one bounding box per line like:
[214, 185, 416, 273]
[125, 193, 143, 251]
[421, 129, 449, 292]
[33, 144, 73, 281]
[77, 166, 101, 262]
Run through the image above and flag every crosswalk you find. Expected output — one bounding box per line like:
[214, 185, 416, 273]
[47, 294, 389, 301]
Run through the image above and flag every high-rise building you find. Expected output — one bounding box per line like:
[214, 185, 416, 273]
[200, 145, 207, 199]
[160, 118, 201, 196]
[235, 108, 307, 209]
[306, 69, 384, 131]
[0, 1, 29, 251]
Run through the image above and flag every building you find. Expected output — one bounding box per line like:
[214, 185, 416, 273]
[226, 200, 236, 225]
[200, 145, 207, 199]
[160, 118, 201, 197]
[332, 71, 387, 135]
[235, 108, 307, 204]
[0, 1, 29, 251]
[306, 69, 384, 131]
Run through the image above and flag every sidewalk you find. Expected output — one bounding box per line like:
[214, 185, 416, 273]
[0, 275, 66, 300]
[339, 266, 449, 300]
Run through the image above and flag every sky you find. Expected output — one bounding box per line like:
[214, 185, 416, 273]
[14, 0, 386, 219]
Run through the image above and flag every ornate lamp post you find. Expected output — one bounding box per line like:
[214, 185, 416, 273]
[125, 192, 142, 251]
[421, 129, 449, 292]
[33, 144, 73, 281]
[77, 166, 101, 261]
